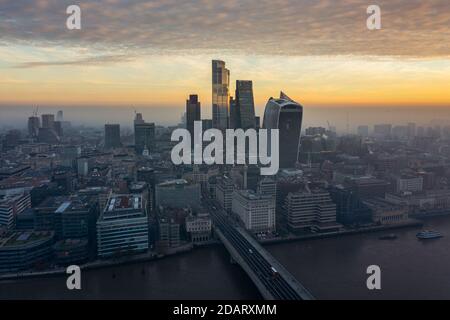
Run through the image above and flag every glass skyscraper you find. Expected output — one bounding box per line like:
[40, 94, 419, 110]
[263, 92, 303, 168]
[235, 80, 256, 129]
[212, 60, 230, 130]
[186, 94, 201, 139]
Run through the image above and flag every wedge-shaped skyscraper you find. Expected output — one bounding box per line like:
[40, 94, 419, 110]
[263, 92, 303, 168]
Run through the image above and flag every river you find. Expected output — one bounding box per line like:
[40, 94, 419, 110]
[1, 217, 450, 300]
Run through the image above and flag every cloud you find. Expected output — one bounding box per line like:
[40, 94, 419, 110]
[0, 0, 449, 57]
[12, 54, 134, 68]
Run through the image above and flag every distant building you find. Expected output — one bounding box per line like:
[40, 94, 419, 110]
[186, 94, 201, 140]
[329, 185, 372, 225]
[363, 198, 409, 225]
[41, 114, 55, 130]
[357, 125, 369, 137]
[155, 179, 201, 209]
[373, 124, 392, 139]
[263, 92, 303, 168]
[27, 116, 40, 138]
[97, 194, 149, 258]
[285, 188, 341, 233]
[305, 127, 326, 136]
[56, 110, 64, 122]
[232, 190, 276, 233]
[135, 122, 155, 155]
[104, 124, 121, 149]
[396, 175, 423, 193]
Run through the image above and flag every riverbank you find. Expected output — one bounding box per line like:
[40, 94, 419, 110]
[260, 219, 424, 245]
[0, 219, 424, 281]
[0, 243, 195, 281]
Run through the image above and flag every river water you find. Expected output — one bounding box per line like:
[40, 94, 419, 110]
[1, 217, 450, 300]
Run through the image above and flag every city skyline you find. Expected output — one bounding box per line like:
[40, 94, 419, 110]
[1, 0, 450, 114]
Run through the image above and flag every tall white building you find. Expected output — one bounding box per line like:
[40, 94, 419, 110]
[97, 194, 149, 258]
[232, 190, 276, 233]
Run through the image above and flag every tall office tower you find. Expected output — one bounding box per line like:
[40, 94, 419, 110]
[28, 116, 40, 138]
[134, 113, 145, 125]
[56, 110, 64, 121]
[235, 80, 256, 129]
[212, 60, 230, 130]
[263, 92, 303, 169]
[186, 94, 201, 139]
[104, 124, 121, 149]
[229, 96, 238, 129]
[54, 121, 63, 137]
[41, 114, 55, 130]
[135, 122, 155, 155]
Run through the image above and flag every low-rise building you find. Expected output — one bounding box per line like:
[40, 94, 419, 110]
[185, 213, 212, 244]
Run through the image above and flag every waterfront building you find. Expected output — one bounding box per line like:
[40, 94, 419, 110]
[329, 184, 372, 225]
[232, 190, 276, 233]
[285, 188, 341, 233]
[97, 194, 149, 258]
[363, 198, 409, 225]
[53, 238, 89, 266]
[185, 213, 212, 244]
[0, 231, 54, 273]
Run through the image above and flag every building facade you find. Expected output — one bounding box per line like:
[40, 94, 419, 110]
[97, 194, 149, 258]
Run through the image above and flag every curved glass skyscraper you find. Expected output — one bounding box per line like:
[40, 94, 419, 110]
[263, 92, 303, 168]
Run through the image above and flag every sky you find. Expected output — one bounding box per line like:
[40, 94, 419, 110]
[0, 0, 450, 128]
